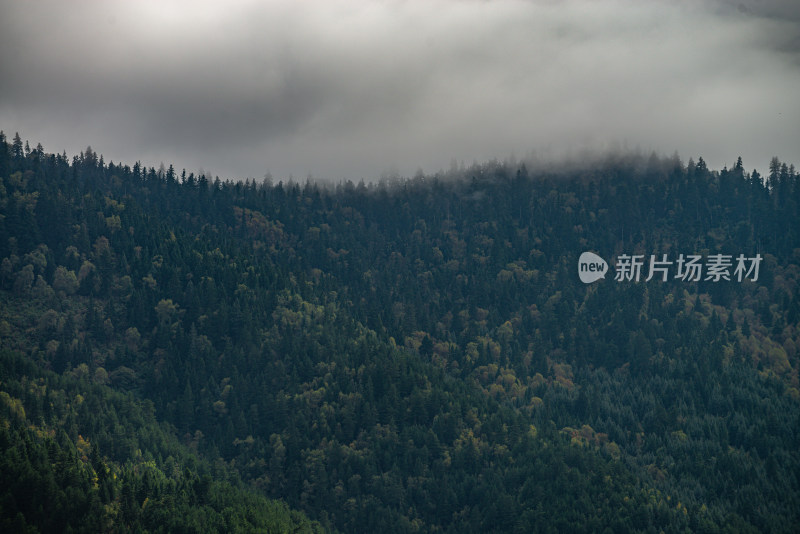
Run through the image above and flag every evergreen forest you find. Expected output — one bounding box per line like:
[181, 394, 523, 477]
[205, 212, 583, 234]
[1, 131, 799, 532]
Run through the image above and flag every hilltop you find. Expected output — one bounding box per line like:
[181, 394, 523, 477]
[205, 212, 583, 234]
[1, 132, 799, 532]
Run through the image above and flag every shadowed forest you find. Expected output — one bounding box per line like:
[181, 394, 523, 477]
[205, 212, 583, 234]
[1, 131, 799, 532]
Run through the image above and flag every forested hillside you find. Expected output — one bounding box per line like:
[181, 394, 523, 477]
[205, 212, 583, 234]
[1, 131, 798, 532]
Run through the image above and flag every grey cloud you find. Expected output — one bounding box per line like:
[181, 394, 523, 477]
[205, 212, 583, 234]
[1, 0, 798, 181]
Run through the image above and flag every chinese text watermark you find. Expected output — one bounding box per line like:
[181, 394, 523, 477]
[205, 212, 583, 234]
[579, 252, 762, 284]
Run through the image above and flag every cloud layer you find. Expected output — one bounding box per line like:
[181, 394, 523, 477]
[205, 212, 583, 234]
[1, 0, 798, 181]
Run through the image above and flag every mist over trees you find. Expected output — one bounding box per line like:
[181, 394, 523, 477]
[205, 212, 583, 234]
[1, 131, 799, 532]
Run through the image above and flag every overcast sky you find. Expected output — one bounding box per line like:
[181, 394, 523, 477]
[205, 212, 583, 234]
[1, 0, 798, 182]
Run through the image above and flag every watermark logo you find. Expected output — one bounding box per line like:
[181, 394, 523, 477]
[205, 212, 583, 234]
[579, 252, 762, 284]
[578, 252, 608, 284]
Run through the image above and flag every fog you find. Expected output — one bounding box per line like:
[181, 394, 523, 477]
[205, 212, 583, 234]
[1, 0, 798, 181]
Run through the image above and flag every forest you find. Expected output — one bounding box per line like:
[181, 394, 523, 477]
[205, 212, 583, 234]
[0, 130, 798, 532]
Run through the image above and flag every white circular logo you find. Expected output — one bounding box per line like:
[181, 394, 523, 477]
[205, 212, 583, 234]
[578, 252, 608, 284]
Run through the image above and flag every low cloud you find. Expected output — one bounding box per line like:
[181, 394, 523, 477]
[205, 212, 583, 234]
[1, 0, 798, 181]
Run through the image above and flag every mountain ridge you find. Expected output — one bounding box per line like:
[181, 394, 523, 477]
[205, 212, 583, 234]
[1, 131, 798, 532]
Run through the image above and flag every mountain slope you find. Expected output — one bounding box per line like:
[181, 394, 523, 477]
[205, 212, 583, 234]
[1, 133, 798, 532]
